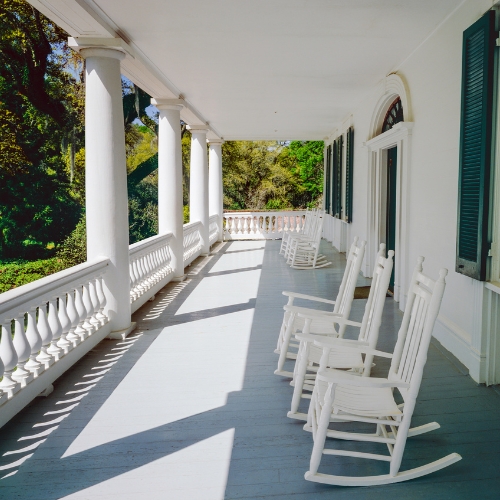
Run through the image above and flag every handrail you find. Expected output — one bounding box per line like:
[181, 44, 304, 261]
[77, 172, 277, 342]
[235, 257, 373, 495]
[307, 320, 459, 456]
[0, 257, 109, 318]
[129, 232, 173, 256]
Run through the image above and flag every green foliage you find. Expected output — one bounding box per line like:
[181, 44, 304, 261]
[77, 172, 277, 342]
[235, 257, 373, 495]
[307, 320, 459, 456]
[287, 141, 324, 199]
[56, 215, 86, 267]
[183, 205, 189, 224]
[0, 0, 84, 260]
[128, 173, 159, 244]
[0, 258, 65, 293]
[222, 141, 323, 210]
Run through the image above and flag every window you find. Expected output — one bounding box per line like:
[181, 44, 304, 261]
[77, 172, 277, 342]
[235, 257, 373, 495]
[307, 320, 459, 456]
[382, 97, 404, 133]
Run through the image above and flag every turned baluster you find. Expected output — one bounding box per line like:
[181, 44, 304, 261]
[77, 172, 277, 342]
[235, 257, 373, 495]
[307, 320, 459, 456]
[89, 280, 101, 330]
[57, 293, 73, 354]
[25, 307, 43, 377]
[66, 289, 81, 346]
[131, 259, 140, 299]
[46, 298, 63, 360]
[74, 286, 88, 340]
[36, 303, 54, 367]
[81, 283, 95, 335]
[96, 276, 108, 324]
[0, 322, 21, 396]
[0, 347, 6, 405]
[12, 315, 33, 387]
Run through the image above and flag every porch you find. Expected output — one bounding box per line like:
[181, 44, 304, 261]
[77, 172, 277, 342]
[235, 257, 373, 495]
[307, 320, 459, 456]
[0, 240, 498, 499]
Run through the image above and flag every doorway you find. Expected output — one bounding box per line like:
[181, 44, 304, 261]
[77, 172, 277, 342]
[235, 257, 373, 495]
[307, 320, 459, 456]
[386, 147, 397, 292]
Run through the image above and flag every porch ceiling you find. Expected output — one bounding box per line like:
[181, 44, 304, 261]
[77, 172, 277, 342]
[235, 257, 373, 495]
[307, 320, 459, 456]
[30, 0, 463, 140]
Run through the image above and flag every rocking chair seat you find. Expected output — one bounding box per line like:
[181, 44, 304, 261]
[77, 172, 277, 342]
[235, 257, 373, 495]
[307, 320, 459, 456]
[314, 377, 401, 419]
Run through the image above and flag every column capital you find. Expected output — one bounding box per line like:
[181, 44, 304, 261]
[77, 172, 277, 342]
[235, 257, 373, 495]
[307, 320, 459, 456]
[187, 125, 209, 134]
[151, 98, 184, 111]
[68, 37, 130, 60]
[208, 139, 225, 145]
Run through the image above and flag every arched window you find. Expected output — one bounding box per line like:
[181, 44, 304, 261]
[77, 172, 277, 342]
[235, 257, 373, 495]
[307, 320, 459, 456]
[382, 97, 404, 133]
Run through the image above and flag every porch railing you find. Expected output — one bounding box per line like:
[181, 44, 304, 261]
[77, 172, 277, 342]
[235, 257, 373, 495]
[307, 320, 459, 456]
[0, 258, 111, 428]
[183, 221, 203, 266]
[223, 211, 307, 240]
[129, 233, 174, 313]
[209, 214, 219, 246]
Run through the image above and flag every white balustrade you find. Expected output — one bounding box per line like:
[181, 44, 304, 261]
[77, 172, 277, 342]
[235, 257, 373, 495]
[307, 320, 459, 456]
[222, 211, 307, 240]
[129, 233, 174, 312]
[0, 258, 110, 428]
[183, 221, 203, 267]
[209, 214, 219, 246]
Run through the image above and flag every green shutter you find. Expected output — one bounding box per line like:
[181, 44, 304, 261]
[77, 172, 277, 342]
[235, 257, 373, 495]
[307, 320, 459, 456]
[335, 136, 343, 217]
[331, 140, 338, 216]
[456, 10, 495, 280]
[345, 127, 354, 223]
[324, 145, 331, 213]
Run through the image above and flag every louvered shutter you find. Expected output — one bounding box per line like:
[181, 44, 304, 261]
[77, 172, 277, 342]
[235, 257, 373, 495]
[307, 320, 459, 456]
[335, 136, 343, 218]
[331, 140, 338, 216]
[345, 127, 354, 223]
[324, 145, 331, 213]
[456, 10, 495, 280]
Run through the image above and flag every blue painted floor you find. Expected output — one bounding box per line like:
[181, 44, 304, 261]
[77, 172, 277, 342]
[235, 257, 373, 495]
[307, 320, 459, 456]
[0, 240, 499, 499]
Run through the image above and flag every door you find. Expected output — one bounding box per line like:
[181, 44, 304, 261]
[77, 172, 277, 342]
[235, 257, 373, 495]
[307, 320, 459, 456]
[386, 147, 397, 292]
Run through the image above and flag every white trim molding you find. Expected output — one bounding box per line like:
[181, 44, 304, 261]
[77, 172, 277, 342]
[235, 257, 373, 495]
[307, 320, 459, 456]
[368, 74, 412, 140]
[364, 122, 414, 310]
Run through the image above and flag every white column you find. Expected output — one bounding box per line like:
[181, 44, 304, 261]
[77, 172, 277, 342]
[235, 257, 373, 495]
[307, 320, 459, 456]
[189, 126, 210, 255]
[81, 46, 132, 337]
[209, 140, 224, 241]
[152, 99, 185, 280]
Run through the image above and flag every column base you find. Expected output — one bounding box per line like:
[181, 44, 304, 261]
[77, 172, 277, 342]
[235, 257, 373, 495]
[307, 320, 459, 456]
[107, 322, 136, 340]
[172, 274, 187, 282]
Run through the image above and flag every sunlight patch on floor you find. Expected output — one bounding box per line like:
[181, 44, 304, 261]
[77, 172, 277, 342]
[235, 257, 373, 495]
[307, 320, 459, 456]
[209, 247, 265, 274]
[175, 269, 261, 316]
[60, 429, 235, 500]
[61, 309, 254, 458]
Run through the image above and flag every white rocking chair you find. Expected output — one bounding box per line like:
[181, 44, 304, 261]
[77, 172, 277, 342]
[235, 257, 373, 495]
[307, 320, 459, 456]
[287, 246, 393, 421]
[286, 214, 331, 269]
[274, 237, 366, 377]
[280, 208, 317, 257]
[304, 257, 461, 486]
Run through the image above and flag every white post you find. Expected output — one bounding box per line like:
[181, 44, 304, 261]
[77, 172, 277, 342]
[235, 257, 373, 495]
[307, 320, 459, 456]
[80, 46, 133, 338]
[189, 126, 210, 255]
[152, 99, 186, 280]
[209, 140, 224, 241]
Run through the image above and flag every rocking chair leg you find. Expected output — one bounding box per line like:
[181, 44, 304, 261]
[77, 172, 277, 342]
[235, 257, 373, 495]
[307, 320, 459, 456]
[309, 384, 335, 475]
[275, 314, 296, 376]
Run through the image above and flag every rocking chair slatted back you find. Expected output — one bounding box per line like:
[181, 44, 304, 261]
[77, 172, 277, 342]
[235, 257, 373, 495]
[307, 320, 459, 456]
[332, 238, 366, 334]
[389, 258, 447, 399]
[357, 244, 392, 345]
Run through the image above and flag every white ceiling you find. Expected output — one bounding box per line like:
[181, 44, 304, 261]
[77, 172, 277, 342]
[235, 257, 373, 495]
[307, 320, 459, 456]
[30, 0, 464, 140]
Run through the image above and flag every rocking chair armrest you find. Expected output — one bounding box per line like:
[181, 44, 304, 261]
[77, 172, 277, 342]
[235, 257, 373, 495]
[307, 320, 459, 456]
[282, 292, 336, 305]
[294, 331, 339, 343]
[313, 339, 393, 359]
[317, 368, 410, 389]
[282, 292, 337, 305]
[297, 311, 362, 328]
[312, 337, 369, 349]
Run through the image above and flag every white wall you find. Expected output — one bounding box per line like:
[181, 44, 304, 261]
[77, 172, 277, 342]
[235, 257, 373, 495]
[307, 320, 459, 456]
[337, 0, 497, 382]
